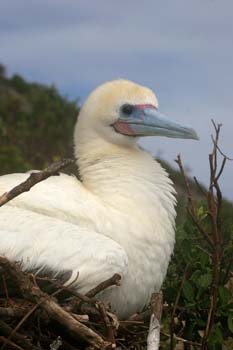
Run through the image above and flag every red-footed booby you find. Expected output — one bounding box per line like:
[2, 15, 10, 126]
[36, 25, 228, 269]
[0, 80, 198, 319]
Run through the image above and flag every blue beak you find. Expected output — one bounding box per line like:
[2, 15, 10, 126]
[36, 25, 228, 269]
[114, 105, 199, 140]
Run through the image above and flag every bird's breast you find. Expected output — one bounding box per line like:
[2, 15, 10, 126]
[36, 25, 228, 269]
[92, 181, 176, 318]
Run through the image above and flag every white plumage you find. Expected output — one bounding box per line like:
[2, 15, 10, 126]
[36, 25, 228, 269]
[0, 80, 197, 319]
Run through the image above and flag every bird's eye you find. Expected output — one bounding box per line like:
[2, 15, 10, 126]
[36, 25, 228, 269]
[121, 104, 134, 115]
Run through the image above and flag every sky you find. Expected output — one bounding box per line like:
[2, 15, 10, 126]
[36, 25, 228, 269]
[1, 0, 233, 199]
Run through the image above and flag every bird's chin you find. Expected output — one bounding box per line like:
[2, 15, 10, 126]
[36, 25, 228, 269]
[112, 121, 140, 137]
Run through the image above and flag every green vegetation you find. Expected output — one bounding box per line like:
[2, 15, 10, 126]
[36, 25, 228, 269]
[161, 138, 233, 349]
[0, 64, 79, 174]
[162, 202, 233, 349]
[0, 65, 232, 349]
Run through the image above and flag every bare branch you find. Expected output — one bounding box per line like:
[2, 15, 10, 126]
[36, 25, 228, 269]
[215, 156, 227, 182]
[97, 302, 116, 345]
[175, 121, 231, 350]
[86, 273, 121, 298]
[211, 119, 219, 134]
[147, 292, 163, 350]
[0, 158, 74, 207]
[150, 292, 163, 323]
[0, 320, 38, 350]
[170, 265, 189, 350]
[193, 176, 207, 197]
[161, 331, 201, 347]
[175, 155, 214, 247]
[211, 119, 233, 161]
[0, 256, 110, 349]
[0, 336, 25, 350]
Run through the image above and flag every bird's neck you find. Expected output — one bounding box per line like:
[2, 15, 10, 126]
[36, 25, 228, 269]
[75, 138, 176, 218]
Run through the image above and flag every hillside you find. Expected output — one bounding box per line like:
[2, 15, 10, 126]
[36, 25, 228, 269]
[0, 64, 79, 174]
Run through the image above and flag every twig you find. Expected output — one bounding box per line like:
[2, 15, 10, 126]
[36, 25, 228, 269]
[129, 308, 151, 322]
[175, 155, 214, 247]
[98, 302, 116, 346]
[175, 121, 231, 350]
[193, 176, 207, 197]
[86, 273, 121, 298]
[211, 120, 233, 161]
[150, 292, 163, 323]
[0, 158, 74, 207]
[215, 157, 227, 182]
[63, 274, 121, 317]
[147, 292, 163, 350]
[0, 307, 17, 319]
[0, 337, 24, 350]
[1, 304, 39, 350]
[0, 320, 38, 350]
[170, 265, 189, 350]
[201, 123, 226, 349]
[1, 275, 9, 301]
[161, 331, 201, 347]
[1, 281, 68, 349]
[0, 257, 110, 349]
[0, 304, 30, 320]
[147, 314, 160, 350]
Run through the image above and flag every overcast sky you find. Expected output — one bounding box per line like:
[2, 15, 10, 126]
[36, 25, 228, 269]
[1, 0, 232, 199]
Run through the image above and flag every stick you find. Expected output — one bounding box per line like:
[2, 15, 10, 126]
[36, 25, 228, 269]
[98, 302, 116, 346]
[175, 155, 214, 247]
[0, 257, 110, 349]
[86, 273, 121, 298]
[0, 320, 38, 350]
[147, 292, 163, 350]
[0, 336, 25, 350]
[0, 158, 74, 207]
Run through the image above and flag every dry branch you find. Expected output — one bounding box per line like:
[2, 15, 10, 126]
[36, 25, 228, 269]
[0, 336, 25, 350]
[147, 292, 163, 350]
[0, 158, 74, 207]
[0, 320, 38, 350]
[86, 273, 121, 298]
[169, 265, 189, 350]
[0, 256, 110, 349]
[175, 154, 214, 247]
[0, 306, 27, 320]
[175, 121, 232, 350]
[161, 331, 202, 347]
[60, 274, 121, 318]
[0, 255, 159, 349]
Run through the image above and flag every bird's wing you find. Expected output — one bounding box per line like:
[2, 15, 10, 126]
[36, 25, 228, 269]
[0, 205, 128, 294]
[0, 172, 104, 228]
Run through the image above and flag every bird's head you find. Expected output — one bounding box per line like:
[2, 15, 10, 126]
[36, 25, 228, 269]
[75, 79, 198, 149]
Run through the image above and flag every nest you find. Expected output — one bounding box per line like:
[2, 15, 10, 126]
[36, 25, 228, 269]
[0, 256, 160, 350]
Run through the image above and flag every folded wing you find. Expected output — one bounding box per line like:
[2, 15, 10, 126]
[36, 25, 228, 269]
[0, 205, 128, 294]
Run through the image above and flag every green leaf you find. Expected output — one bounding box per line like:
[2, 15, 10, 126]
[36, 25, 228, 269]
[183, 281, 194, 302]
[197, 206, 208, 219]
[198, 251, 210, 266]
[209, 324, 223, 348]
[228, 313, 233, 333]
[196, 318, 207, 327]
[219, 286, 230, 306]
[197, 273, 212, 289]
[191, 269, 202, 280]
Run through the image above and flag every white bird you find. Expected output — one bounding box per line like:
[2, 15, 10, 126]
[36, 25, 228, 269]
[0, 80, 198, 319]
